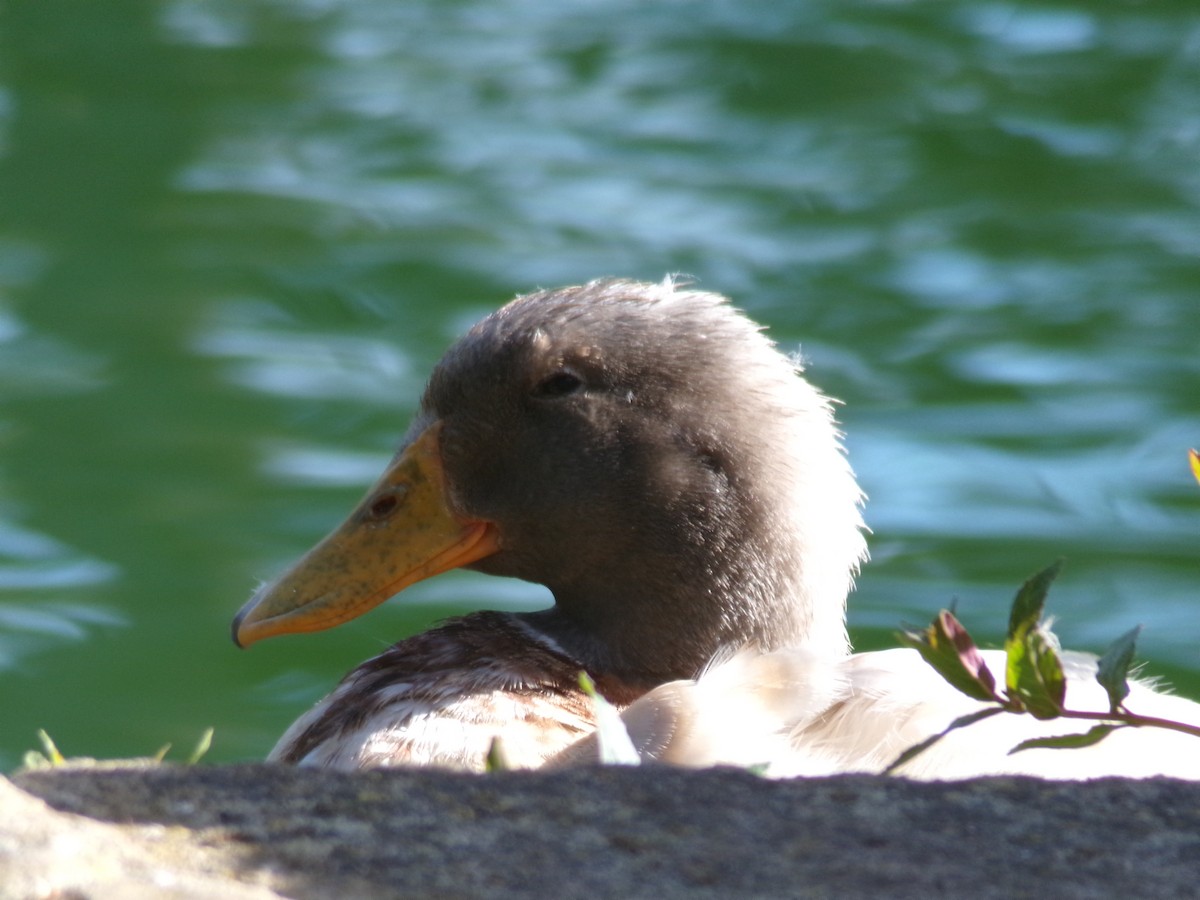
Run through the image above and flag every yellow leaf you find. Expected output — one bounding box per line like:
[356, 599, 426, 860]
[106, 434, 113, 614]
[1190, 449, 1200, 486]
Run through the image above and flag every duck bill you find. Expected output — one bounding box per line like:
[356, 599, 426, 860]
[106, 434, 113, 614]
[232, 422, 500, 648]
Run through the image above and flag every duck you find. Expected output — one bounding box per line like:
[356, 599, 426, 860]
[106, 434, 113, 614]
[233, 277, 1200, 778]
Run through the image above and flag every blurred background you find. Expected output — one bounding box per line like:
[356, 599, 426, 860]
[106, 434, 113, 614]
[1, 0, 1197, 769]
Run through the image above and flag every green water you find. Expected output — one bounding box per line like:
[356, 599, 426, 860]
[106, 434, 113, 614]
[1, 1, 1197, 769]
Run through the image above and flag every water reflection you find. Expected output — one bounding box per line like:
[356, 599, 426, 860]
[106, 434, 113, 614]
[0, 520, 122, 673]
[195, 303, 417, 402]
[260, 445, 390, 489]
[0, 297, 108, 395]
[0, 300, 121, 677]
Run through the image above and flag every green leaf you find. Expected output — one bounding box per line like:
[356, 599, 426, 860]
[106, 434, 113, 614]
[1009, 724, 1122, 755]
[897, 610, 1002, 703]
[884, 707, 1004, 775]
[1006, 625, 1066, 719]
[1006, 560, 1063, 644]
[1096, 625, 1141, 714]
[1004, 562, 1067, 719]
[579, 672, 640, 765]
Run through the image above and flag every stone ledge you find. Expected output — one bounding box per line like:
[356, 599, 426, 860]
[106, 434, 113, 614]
[4, 764, 1198, 899]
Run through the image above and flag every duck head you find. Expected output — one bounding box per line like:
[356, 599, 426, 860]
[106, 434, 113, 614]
[233, 279, 867, 686]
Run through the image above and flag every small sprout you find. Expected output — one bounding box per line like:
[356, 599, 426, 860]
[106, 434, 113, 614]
[21, 730, 70, 770]
[485, 736, 511, 772]
[19, 727, 216, 769]
[153, 728, 213, 764]
[186, 727, 214, 765]
[579, 672, 640, 765]
[37, 729, 65, 765]
[21, 752, 49, 770]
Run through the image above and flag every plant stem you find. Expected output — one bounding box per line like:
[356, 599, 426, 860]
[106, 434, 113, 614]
[1050, 706, 1200, 739]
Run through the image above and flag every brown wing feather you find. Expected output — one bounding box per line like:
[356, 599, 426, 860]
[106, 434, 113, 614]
[269, 611, 621, 770]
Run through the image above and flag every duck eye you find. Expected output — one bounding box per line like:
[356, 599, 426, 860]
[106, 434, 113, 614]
[534, 370, 584, 398]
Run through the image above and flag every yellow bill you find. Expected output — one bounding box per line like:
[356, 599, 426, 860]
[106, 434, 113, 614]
[232, 422, 500, 647]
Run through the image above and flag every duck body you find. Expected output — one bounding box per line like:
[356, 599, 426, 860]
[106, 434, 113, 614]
[594, 647, 1200, 780]
[234, 278, 1200, 779]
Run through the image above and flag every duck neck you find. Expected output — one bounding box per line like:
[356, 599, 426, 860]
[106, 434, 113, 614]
[518, 535, 838, 689]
